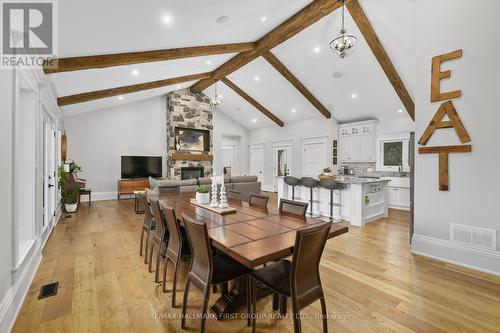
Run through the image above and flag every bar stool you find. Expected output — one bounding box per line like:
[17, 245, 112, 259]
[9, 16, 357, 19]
[319, 178, 345, 223]
[284, 176, 301, 201]
[300, 177, 320, 217]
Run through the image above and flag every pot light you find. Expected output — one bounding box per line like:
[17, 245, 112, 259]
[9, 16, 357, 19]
[314, 46, 321, 54]
[260, 17, 267, 22]
[254, 76, 260, 81]
[176, 84, 181, 89]
[398, 109, 404, 113]
[252, 118, 257, 123]
[118, 96, 124, 100]
[351, 93, 357, 99]
[291, 108, 296, 113]
[206, 60, 212, 65]
[131, 69, 140, 76]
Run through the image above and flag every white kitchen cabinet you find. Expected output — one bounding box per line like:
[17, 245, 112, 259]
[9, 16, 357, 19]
[339, 120, 377, 162]
[387, 186, 410, 210]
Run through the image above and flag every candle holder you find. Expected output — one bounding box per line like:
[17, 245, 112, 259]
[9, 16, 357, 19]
[219, 184, 228, 208]
[210, 176, 218, 208]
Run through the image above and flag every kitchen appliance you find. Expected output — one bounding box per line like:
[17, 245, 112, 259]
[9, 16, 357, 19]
[341, 165, 349, 175]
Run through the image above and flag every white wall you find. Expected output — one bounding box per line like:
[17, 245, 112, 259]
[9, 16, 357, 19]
[412, 0, 500, 275]
[249, 116, 338, 189]
[65, 97, 166, 198]
[213, 111, 250, 176]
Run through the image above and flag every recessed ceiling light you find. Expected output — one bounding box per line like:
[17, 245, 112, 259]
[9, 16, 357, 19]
[351, 93, 357, 99]
[254, 76, 260, 81]
[118, 96, 124, 100]
[398, 109, 404, 113]
[332, 72, 343, 78]
[314, 46, 321, 53]
[291, 108, 296, 113]
[206, 60, 212, 65]
[131, 69, 140, 76]
[176, 84, 181, 89]
[260, 17, 267, 22]
[218, 94, 223, 99]
[216, 15, 230, 23]
[252, 118, 257, 123]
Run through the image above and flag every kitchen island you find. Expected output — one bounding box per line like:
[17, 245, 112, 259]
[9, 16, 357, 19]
[277, 176, 390, 227]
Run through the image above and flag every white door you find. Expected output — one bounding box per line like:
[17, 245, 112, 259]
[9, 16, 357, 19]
[221, 145, 234, 176]
[43, 120, 56, 229]
[302, 142, 327, 176]
[249, 146, 264, 183]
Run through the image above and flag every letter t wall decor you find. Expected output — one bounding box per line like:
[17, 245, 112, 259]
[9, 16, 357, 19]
[418, 49, 472, 191]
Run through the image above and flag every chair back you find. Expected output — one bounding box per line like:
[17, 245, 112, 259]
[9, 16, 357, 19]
[150, 197, 167, 241]
[160, 202, 182, 257]
[183, 214, 213, 288]
[279, 199, 308, 220]
[291, 222, 331, 308]
[284, 176, 301, 186]
[248, 193, 269, 208]
[226, 190, 243, 202]
[139, 193, 155, 229]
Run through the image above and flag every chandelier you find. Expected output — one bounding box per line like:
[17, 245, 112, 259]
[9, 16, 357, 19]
[210, 81, 222, 110]
[329, 0, 357, 58]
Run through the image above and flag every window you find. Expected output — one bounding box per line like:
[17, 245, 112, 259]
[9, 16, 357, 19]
[379, 138, 410, 171]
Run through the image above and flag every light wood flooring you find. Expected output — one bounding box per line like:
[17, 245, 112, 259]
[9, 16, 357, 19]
[13, 194, 500, 332]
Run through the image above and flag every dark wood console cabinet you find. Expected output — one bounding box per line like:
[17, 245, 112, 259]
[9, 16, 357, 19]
[117, 179, 149, 199]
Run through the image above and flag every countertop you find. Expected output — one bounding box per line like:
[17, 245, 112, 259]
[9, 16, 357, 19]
[277, 176, 390, 184]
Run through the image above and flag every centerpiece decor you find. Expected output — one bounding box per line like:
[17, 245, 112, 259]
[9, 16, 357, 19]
[210, 174, 219, 207]
[218, 172, 228, 209]
[195, 185, 210, 204]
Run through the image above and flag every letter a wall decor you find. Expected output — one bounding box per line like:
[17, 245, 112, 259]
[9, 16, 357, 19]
[418, 49, 472, 191]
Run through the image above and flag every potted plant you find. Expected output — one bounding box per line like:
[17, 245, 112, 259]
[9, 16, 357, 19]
[195, 185, 210, 204]
[63, 187, 80, 213]
[323, 167, 332, 176]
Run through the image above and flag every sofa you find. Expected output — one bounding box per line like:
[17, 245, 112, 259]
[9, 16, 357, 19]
[157, 176, 261, 201]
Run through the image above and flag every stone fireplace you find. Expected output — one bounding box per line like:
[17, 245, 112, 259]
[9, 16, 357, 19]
[166, 89, 213, 179]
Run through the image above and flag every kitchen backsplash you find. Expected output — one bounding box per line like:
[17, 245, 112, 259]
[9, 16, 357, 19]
[341, 162, 410, 177]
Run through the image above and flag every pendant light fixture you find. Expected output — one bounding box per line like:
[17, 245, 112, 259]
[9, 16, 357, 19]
[329, 0, 357, 58]
[210, 81, 222, 110]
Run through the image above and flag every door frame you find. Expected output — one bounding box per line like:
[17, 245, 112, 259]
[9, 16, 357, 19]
[272, 140, 293, 191]
[221, 144, 236, 176]
[301, 137, 328, 177]
[249, 143, 265, 184]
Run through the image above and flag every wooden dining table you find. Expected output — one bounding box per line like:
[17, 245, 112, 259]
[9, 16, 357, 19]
[148, 192, 349, 318]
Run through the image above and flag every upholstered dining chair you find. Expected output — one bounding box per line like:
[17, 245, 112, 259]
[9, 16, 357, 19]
[138, 193, 156, 264]
[181, 214, 252, 333]
[249, 222, 331, 333]
[148, 198, 169, 283]
[279, 199, 308, 221]
[226, 190, 243, 202]
[159, 202, 191, 307]
[248, 193, 269, 208]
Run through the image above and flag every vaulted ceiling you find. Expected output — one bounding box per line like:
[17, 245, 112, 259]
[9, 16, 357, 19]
[49, 0, 415, 129]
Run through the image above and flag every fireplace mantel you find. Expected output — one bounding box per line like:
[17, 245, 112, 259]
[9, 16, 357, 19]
[171, 153, 213, 161]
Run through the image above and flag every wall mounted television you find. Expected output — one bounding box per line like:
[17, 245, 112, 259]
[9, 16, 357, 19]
[175, 127, 210, 152]
[121, 156, 162, 179]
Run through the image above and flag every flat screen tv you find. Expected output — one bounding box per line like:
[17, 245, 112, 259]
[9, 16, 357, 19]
[121, 156, 162, 179]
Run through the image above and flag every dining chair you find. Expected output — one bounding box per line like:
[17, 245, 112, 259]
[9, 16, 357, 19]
[249, 222, 331, 333]
[148, 198, 169, 283]
[181, 213, 252, 333]
[226, 190, 243, 202]
[138, 193, 156, 264]
[248, 193, 269, 208]
[159, 202, 191, 307]
[279, 199, 308, 221]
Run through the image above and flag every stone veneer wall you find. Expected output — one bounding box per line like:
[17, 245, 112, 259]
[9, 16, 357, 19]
[166, 89, 213, 179]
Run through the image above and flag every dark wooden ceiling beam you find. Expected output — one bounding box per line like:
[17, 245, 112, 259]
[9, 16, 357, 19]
[221, 77, 284, 127]
[262, 51, 331, 119]
[190, 0, 346, 94]
[44, 42, 256, 74]
[57, 72, 212, 106]
[346, 0, 415, 120]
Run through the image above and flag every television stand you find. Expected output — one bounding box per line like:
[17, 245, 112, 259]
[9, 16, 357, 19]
[117, 178, 149, 199]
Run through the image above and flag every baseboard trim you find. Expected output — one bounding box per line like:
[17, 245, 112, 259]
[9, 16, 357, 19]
[0, 241, 42, 333]
[411, 234, 500, 276]
[79, 191, 117, 202]
[261, 185, 275, 192]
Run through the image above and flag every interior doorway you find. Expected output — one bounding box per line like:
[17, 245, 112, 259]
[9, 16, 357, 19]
[42, 113, 57, 231]
[221, 145, 235, 176]
[272, 142, 292, 191]
[302, 139, 327, 177]
[249, 144, 264, 183]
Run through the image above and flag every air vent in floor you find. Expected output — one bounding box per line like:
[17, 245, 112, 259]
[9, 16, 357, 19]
[450, 223, 496, 250]
[38, 282, 59, 300]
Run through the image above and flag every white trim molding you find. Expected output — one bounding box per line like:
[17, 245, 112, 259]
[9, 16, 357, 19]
[411, 233, 500, 276]
[79, 191, 118, 202]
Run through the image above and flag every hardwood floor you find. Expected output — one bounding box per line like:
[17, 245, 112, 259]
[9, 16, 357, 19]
[13, 196, 500, 333]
